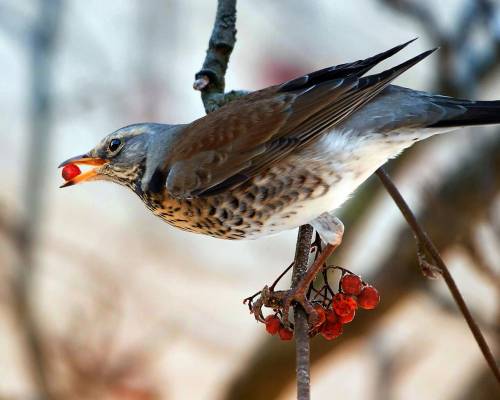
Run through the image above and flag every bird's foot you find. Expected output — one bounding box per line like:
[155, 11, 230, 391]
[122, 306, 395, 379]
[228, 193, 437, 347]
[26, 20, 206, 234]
[244, 238, 339, 331]
[244, 284, 320, 329]
[245, 258, 381, 341]
[244, 214, 386, 340]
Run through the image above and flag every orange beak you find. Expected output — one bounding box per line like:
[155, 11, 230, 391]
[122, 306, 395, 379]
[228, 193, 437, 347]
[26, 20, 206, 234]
[58, 154, 107, 188]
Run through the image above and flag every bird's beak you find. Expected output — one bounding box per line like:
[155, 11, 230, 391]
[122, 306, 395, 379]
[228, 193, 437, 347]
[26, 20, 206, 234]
[58, 153, 107, 188]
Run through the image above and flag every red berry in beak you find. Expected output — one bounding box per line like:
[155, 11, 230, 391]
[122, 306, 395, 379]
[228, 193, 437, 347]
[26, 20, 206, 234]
[62, 164, 81, 181]
[358, 286, 380, 310]
[340, 274, 363, 295]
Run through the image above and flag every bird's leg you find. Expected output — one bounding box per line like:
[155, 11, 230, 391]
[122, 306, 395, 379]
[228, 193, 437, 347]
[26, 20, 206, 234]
[247, 213, 344, 328]
[311, 213, 345, 249]
[280, 214, 344, 327]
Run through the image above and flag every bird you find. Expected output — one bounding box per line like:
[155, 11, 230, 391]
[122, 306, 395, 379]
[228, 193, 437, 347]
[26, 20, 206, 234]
[59, 39, 500, 322]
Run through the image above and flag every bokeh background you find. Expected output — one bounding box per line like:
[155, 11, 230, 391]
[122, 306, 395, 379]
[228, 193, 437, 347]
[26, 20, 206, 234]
[0, 0, 499, 399]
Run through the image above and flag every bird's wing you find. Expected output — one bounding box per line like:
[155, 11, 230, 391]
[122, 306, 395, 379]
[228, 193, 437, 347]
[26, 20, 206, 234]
[166, 45, 436, 198]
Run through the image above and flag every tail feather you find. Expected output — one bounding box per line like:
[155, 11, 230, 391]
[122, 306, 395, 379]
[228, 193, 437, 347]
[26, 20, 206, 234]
[428, 98, 500, 128]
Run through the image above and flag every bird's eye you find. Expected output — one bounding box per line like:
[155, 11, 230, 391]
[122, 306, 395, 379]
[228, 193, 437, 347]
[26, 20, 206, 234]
[108, 138, 122, 152]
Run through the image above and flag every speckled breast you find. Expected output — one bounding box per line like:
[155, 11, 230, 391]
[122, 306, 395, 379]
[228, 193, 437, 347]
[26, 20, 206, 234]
[140, 161, 335, 240]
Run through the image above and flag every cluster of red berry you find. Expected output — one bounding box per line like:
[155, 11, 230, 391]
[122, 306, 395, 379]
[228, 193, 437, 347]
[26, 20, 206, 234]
[264, 271, 379, 341]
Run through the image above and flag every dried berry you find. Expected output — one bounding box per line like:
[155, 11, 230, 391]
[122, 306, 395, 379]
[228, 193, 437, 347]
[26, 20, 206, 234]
[340, 274, 363, 295]
[332, 293, 357, 317]
[278, 326, 293, 341]
[311, 304, 326, 328]
[62, 164, 81, 181]
[338, 307, 355, 324]
[320, 320, 343, 340]
[264, 315, 281, 335]
[358, 286, 380, 310]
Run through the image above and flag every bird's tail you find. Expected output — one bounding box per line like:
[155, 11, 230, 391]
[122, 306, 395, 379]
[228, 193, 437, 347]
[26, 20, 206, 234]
[428, 97, 500, 128]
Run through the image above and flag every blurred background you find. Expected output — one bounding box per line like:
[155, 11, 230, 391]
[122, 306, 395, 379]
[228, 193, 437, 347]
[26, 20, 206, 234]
[0, 0, 499, 399]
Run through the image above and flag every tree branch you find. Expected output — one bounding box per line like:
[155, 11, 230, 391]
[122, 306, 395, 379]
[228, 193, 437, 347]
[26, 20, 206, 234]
[291, 225, 314, 400]
[375, 167, 500, 384]
[194, 2, 313, 398]
[193, 0, 247, 113]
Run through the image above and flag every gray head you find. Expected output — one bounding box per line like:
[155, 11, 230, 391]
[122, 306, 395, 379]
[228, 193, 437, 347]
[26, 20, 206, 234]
[59, 123, 180, 192]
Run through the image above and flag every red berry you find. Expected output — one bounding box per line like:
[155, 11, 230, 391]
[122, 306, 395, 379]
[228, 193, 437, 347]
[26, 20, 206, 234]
[62, 164, 81, 181]
[320, 320, 343, 340]
[358, 286, 380, 310]
[340, 274, 363, 295]
[332, 293, 357, 317]
[311, 304, 326, 328]
[278, 326, 293, 341]
[264, 315, 281, 335]
[338, 307, 355, 324]
[325, 309, 338, 323]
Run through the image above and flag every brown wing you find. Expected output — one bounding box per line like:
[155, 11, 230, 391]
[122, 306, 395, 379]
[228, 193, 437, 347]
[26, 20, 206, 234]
[166, 45, 435, 198]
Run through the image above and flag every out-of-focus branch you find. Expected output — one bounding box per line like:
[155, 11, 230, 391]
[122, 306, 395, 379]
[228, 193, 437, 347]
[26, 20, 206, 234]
[10, 1, 62, 398]
[0, 4, 30, 42]
[376, 168, 500, 383]
[380, 0, 500, 96]
[459, 366, 500, 400]
[462, 235, 500, 291]
[224, 134, 500, 399]
[381, 0, 443, 42]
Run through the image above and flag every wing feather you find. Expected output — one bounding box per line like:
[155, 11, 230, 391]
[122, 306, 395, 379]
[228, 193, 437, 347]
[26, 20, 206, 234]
[165, 43, 436, 198]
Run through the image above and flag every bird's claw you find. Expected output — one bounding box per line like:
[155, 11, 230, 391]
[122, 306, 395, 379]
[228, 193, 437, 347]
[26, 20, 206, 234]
[247, 285, 283, 323]
[246, 285, 319, 329]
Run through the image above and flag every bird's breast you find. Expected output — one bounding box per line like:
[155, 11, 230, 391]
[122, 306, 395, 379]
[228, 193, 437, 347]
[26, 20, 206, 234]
[139, 160, 342, 240]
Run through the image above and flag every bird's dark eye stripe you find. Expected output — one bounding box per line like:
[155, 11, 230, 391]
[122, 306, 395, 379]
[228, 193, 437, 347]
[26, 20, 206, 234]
[109, 138, 121, 152]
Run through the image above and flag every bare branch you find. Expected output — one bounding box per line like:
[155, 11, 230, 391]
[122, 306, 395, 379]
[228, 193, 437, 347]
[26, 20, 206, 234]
[194, 0, 249, 113]
[376, 167, 500, 384]
[291, 225, 314, 400]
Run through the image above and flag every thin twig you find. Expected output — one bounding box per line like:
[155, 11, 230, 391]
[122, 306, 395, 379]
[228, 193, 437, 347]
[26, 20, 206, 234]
[291, 225, 314, 400]
[376, 167, 500, 384]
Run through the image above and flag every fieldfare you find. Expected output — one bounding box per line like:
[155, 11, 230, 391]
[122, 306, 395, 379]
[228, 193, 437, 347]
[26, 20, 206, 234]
[60, 39, 500, 323]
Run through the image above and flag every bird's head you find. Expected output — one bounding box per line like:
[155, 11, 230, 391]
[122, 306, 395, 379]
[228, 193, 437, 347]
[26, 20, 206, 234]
[59, 123, 177, 192]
